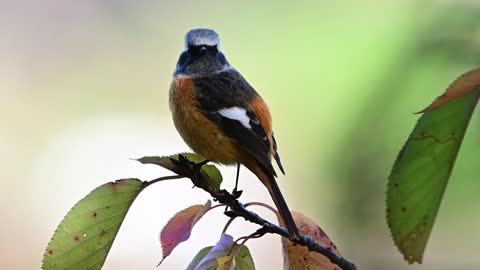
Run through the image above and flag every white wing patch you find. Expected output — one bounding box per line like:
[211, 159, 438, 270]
[218, 107, 251, 129]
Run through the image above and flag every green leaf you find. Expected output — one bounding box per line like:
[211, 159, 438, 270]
[230, 246, 254, 270]
[186, 234, 255, 270]
[137, 153, 223, 189]
[387, 69, 480, 263]
[42, 179, 146, 270]
[195, 234, 234, 270]
[159, 200, 212, 265]
[187, 247, 213, 270]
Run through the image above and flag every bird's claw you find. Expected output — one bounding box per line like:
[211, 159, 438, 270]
[232, 189, 243, 199]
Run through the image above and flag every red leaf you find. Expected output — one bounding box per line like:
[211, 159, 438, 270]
[281, 211, 341, 270]
[419, 68, 480, 113]
[159, 200, 212, 265]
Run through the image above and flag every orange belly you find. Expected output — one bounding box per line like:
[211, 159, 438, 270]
[169, 78, 241, 164]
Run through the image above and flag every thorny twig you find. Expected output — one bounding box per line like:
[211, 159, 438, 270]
[155, 154, 358, 270]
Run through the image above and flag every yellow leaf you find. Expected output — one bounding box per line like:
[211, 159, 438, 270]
[216, 255, 234, 270]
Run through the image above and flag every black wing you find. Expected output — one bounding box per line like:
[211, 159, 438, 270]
[194, 69, 277, 176]
[272, 133, 285, 174]
[194, 69, 257, 110]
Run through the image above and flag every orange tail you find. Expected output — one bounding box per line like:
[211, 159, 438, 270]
[257, 168, 300, 240]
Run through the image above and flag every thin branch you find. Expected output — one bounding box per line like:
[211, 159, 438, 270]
[222, 202, 278, 236]
[161, 155, 358, 270]
[145, 175, 185, 187]
[221, 216, 236, 236]
[231, 226, 269, 259]
[209, 203, 227, 210]
[244, 201, 279, 216]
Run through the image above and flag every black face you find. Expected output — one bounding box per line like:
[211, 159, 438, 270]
[175, 44, 230, 77]
[187, 44, 218, 58]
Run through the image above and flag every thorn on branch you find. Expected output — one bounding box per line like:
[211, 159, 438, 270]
[167, 154, 357, 270]
[224, 210, 238, 218]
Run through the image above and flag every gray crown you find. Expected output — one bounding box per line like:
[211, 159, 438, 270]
[185, 28, 220, 48]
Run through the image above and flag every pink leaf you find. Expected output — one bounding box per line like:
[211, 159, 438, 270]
[159, 200, 212, 265]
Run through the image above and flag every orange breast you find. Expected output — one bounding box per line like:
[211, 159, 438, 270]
[169, 78, 241, 164]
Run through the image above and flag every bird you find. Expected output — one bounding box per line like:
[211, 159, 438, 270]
[169, 28, 300, 240]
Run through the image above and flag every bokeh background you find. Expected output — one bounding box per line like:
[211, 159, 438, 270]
[2, 0, 480, 269]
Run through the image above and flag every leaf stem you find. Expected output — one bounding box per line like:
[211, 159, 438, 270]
[231, 227, 268, 259]
[244, 202, 279, 217]
[221, 202, 278, 236]
[145, 175, 185, 187]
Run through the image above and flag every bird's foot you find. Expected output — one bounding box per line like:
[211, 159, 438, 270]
[232, 188, 243, 199]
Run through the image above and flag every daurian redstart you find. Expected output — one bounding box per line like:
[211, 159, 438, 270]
[169, 28, 300, 240]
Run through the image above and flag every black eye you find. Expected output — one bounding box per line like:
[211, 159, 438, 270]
[188, 45, 218, 57]
[207, 45, 218, 53]
[188, 45, 200, 56]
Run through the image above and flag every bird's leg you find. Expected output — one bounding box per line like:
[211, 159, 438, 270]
[223, 163, 243, 214]
[232, 163, 243, 199]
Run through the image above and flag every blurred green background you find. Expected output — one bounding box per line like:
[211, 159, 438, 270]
[2, 0, 480, 269]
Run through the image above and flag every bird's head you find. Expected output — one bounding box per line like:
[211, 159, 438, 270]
[174, 28, 231, 77]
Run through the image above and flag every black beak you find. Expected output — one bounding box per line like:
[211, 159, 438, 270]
[200, 46, 207, 55]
